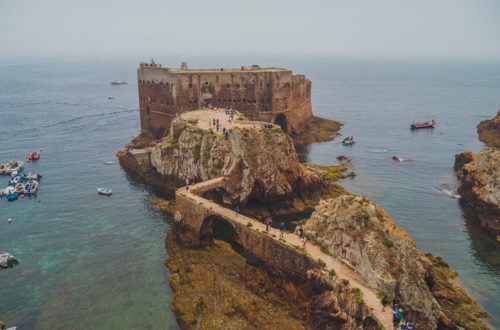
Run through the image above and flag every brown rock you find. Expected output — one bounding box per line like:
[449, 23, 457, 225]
[455, 149, 500, 236]
[477, 110, 500, 148]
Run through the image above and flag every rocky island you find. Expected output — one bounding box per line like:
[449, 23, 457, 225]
[455, 111, 500, 240]
[118, 62, 490, 329]
[477, 110, 500, 148]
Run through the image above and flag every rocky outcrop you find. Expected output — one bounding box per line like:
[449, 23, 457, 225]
[166, 235, 376, 330]
[477, 111, 500, 148]
[303, 195, 490, 329]
[150, 119, 322, 206]
[455, 149, 500, 237]
[0, 252, 18, 269]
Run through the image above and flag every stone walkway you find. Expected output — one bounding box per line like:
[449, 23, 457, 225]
[179, 177, 394, 329]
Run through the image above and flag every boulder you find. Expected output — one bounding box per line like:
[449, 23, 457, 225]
[0, 252, 18, 269]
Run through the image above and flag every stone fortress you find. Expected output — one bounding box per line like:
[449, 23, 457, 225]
[137, 60, 313, 137]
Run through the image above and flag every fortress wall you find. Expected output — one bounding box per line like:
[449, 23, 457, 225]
[288, 75, 313, 133]
[138, 67, 178, 136]
[138, 64, 314, 136]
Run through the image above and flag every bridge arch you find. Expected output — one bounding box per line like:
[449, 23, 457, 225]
[362, 316, 379, 330]
[199, 215, 241, 249]
[274, 114, 288, 133]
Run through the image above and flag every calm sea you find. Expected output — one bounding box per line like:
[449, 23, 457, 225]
[0, 56, 498, 329]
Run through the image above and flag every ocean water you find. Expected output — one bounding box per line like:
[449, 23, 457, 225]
[0, 57, 499, 328]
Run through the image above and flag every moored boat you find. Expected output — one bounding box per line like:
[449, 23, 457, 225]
[3, 160, 24, 174]
[342, 136, 356, 145]
[111, 80, 127, 85]
[6, 192, 18, 201]
[411, 120, 436, 129]
[24, 172, 42, 180]
[97, 187, 112, 196]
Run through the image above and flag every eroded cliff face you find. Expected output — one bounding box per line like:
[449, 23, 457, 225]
[455, 149, 500, 237]
[477, 110, 500, 148]
[303, 195, 491, 329]
[150, 119, 322, 206]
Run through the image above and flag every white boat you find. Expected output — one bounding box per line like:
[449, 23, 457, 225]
[111, 80, 127, 85]
[4, 160, 24, 174]
[28, 180, 39, 194]
[97, 187, 112, 196]
[24, 172, 42, 180]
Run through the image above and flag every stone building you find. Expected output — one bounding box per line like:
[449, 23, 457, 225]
[137, 60, 313, 137]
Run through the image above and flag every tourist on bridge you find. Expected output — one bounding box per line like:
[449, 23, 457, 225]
[279, 221, 285, 238]
[264, 217, 272, 232]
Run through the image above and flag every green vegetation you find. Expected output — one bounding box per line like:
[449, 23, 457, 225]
[426, 254, 490, 329]
[246, 222, 253, 227]
[292, 116, 342, 145]
[305, 162, 354, 181]
[350, 287, 364, 304]
[341, 279, 350, 286]
[382, 238, 394, 248]
[317, 258, 327, 268]
[328, 269, 336, 278]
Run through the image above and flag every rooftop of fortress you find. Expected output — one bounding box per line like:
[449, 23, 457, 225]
[180, 109, 277, 131]
[139, 60, 290, 74]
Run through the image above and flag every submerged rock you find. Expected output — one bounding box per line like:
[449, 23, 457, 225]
[455, 149, 500, 237]
[303, 195, 490, 329]
[0, 252, 18, 269]
[477, 110, 500, 148]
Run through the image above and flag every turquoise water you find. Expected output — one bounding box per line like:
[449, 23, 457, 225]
[0, 58, 178, 329]
[0, 57, 499, 328]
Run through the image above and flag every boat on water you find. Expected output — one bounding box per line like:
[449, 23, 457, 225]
[108, 96, 114, 99]
[342, 136, 356, 145]
[411, 120, 436, 129]
[24, 172, 42, 180]
[97, 187, 112, 196]
[2, 160, 24, 174]
[111, 80, 127, 85]
[6, 192, 18, 201]
[27, 150, 41, 162]
[28, 180, 39, 195]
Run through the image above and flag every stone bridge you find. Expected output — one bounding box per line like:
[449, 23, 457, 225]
[173, 177, 394, 329]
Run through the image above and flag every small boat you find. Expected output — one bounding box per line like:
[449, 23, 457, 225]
[97, 187, 112, 196]
[411, 120, 436, 129]
[28, 180, 39, 195]
[111, 80, 127, 85]
[104, 160, 115, 165]
[342, 136, 356, 145]
[8, 176, 22, 185]
[28, 150, 41, 161]
[392, 156, 408, 162]
[6, 192, 18, 201]
[108, 96, 114, 100]
[11, 170, 18, 178]
[24, 172, 42, 180]
[4, 160, 23, 174]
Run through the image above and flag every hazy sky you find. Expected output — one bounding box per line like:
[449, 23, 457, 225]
[1, 0, 500, 59]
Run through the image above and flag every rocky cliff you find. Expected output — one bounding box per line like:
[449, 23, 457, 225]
[455, 149, 500, 237]
[303, 195, 490, 329]
[150, 119, 323, 206]
[477, 111, 500, 148]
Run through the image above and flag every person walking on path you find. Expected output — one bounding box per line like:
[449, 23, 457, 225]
[279, 221, 285, 238]
[265, 217, 272, 232]
[301, 235, 307, 247]
[185, 178, 189, 190]
[235, 206, 240, 217]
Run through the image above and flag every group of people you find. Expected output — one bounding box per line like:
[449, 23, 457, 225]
[208, 115, 232, 140]
[383, 299, 414, 330]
